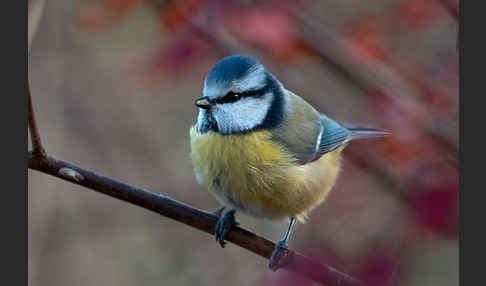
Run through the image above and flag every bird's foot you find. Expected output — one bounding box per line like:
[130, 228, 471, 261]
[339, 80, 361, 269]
[215, 209, 238, 248]
[268, 240, 292, 271]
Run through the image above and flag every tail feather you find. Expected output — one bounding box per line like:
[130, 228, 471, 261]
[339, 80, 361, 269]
[346, 128, 391, 141]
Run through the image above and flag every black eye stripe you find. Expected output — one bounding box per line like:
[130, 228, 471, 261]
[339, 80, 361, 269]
[219, 91, 240, 104]
[213, 87, 268, 104]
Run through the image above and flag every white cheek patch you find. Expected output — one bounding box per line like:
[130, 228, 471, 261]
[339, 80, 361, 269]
[213, 93, 273, 134]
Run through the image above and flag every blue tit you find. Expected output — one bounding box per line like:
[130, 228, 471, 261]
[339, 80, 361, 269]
[189, 55, 388, 269]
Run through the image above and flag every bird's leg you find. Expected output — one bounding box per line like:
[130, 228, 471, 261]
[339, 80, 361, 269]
[268, 217, 296, 271]
[215, 209, 239, 248]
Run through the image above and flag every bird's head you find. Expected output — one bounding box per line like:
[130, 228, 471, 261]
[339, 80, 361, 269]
[195, 55, 289, 135]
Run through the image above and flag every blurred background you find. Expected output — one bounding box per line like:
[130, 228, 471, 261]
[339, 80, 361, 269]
[28, 0, 458, 285]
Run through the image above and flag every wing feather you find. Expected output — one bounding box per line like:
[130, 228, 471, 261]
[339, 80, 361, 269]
[270, 90, 388, 165]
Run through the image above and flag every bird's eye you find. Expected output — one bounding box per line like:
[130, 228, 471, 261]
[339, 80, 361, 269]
[227, 91, 239, 99]
[219, 91, 240, 103]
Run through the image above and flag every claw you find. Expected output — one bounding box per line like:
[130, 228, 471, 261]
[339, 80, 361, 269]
[268, 217, 296, 270]
[268, 240, 292, 271]
[214, 209, 238, 248]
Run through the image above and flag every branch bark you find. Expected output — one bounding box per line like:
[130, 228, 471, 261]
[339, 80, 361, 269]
[28, 152, 364, 286]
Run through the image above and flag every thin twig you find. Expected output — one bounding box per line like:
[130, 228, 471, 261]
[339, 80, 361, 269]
[28, 152, 365, 286]
[28, 86, 46, 156]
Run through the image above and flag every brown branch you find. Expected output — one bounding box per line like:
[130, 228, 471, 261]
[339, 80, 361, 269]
[28, 86, 46, 156]
[28, 152, 365, 286]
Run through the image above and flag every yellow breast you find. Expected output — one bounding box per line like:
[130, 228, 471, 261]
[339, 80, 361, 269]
[189, 127, 344, 222]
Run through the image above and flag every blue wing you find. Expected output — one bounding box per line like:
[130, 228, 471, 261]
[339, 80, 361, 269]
[314, 114, 351, 159]
[269, 91, 388, 165]
[313, 115, 390, 163]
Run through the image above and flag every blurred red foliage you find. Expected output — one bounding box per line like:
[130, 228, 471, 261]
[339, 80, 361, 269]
[396, 0, 440, 31]
[408, 184, 459, 236]
[157, 0, 207, 31]
[343, 16, 389, 62]
[78, 0, 144, 31]
[225, 8, 310, 62]
[148, 36, 210, 76]
[358, 250, 401, 286]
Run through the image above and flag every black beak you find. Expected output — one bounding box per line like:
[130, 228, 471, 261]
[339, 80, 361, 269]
[195, 97, 212, 109]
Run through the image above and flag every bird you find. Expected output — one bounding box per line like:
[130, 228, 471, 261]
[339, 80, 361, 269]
[189, 54, 388, 270]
